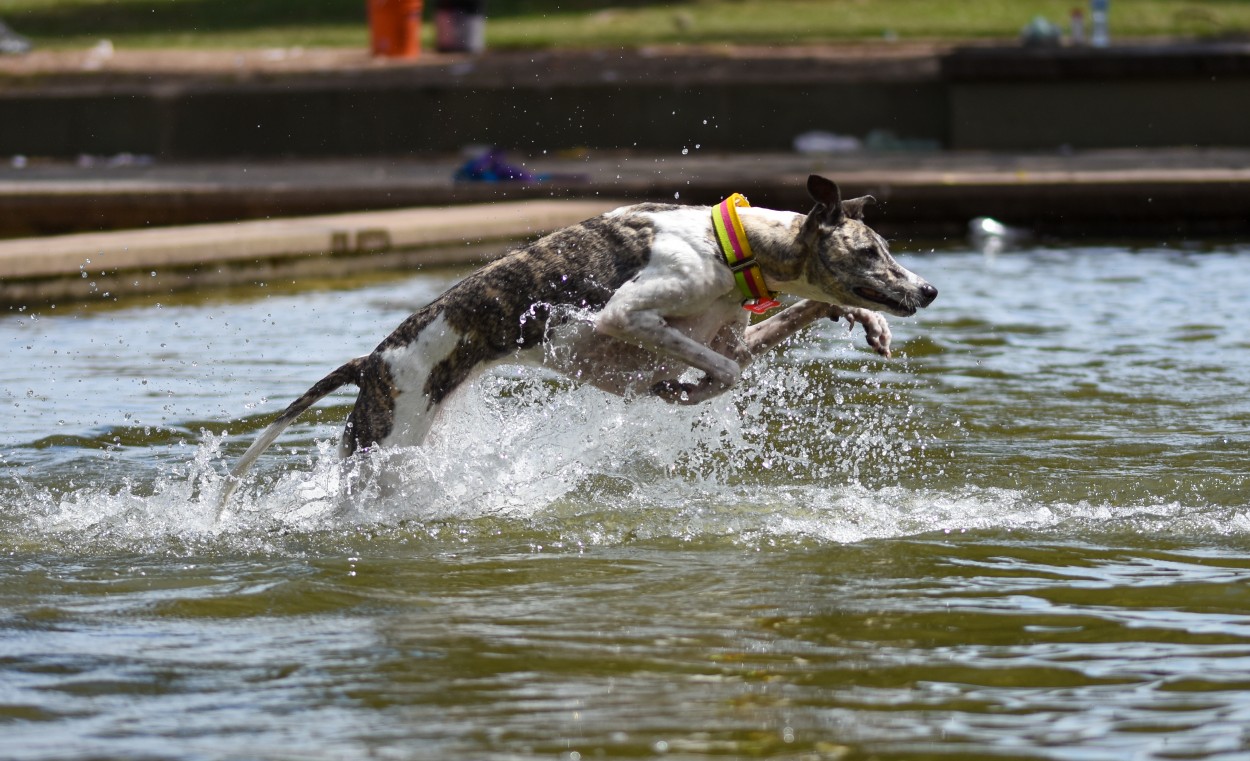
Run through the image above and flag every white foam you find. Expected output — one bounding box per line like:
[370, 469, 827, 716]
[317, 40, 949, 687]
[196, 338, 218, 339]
[6, 362, 1247, 555]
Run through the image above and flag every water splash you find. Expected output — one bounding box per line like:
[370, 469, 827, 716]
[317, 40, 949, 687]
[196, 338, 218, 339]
[4, 356, 1247, 556]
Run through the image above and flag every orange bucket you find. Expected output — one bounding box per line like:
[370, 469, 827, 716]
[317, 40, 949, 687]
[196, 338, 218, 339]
[368, 0, 423, 58]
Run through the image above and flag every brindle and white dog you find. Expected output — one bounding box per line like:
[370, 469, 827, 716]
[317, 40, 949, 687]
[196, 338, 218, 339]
[220, 175, 936, 505]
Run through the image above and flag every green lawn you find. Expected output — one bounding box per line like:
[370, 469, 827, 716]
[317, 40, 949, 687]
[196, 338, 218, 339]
[0, 0, 1244, 50]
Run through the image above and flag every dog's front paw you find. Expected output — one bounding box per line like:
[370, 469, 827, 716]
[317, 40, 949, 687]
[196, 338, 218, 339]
[650, 375, 731, 405]
[829, 306, 892, 358]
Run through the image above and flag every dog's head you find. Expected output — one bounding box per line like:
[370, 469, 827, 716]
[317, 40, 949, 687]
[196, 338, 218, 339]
[792, 175, 937, 317]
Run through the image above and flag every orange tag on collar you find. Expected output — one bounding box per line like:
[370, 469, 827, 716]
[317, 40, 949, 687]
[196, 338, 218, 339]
[742, 298, 782, 315]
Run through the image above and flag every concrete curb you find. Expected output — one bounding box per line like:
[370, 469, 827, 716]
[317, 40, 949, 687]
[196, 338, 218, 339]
[4, 44, 1250, 159]
[0, 198, 623, 305]
[8, 150, 1250, 239]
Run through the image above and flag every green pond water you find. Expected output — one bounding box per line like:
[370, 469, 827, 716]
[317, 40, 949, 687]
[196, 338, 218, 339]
[3, 243, 1250, 760]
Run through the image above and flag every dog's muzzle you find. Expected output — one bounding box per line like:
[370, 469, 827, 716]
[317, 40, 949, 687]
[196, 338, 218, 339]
[854, 282, 938, 315]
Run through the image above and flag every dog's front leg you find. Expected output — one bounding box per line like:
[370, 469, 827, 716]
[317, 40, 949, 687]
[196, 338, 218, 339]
[743, 300, 835, 356]
[596, 307, 743, 404]
[828, 305, 892, 358]
[646, 326, 755, 405]
[744, 300, 893, 358]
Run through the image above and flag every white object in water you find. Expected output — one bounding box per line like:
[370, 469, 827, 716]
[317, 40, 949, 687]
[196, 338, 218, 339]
[968, 216, 1030, 256]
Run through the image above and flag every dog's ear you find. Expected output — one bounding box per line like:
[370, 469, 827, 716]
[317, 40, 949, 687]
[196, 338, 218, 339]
[806, 175, 844, 224]
[841, 195, 876, 221]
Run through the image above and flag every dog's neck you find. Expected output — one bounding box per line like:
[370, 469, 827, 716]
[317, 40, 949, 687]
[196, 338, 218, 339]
[735, 207, 807, 285]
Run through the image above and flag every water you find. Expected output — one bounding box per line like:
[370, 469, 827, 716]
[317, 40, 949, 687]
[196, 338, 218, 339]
[3, 243, 1250, 760]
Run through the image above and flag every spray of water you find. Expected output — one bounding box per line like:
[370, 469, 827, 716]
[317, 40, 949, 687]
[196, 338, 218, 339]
[4, 348, 1245, 555]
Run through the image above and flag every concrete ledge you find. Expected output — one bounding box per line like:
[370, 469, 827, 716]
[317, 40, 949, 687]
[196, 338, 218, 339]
[4, 43, 1250, 158]
[0, 46, 946, 159]
[942, 42, 1250, 81]
[0, 198, 622, 305]
[6, 150, 1250, 240]
[5, 148, 1250, 306]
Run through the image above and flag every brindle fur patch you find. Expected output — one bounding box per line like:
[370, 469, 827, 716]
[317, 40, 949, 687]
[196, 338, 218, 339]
[341, 353, 398, 453]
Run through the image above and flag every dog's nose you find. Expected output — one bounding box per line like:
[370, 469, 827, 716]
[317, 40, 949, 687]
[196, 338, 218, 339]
[918, 282, 938, 306]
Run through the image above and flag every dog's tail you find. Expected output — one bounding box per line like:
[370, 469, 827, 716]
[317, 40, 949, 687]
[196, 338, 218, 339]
[216, 356, 367, 517]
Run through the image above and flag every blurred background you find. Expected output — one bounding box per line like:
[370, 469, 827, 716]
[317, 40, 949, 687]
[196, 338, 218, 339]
[3, 0, 1250, 246]
[1, 0, 1247, 50]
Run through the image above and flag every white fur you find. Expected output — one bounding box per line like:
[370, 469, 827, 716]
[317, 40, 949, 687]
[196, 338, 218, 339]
[593, 208, 748, 393]
[376, 313, 466, 450]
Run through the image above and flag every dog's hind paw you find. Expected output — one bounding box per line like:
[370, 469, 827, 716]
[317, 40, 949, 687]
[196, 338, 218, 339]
[830, 306, 892, 358]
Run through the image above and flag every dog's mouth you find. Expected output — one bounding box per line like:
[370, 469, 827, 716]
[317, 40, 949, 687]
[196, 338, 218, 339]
[854, 286, 915, 316]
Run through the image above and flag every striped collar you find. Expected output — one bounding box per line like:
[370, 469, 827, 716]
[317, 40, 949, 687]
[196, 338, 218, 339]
[712, 193, 781, 314]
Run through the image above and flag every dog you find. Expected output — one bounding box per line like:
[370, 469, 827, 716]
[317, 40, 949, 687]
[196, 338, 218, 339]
[219, 175, 936, 507]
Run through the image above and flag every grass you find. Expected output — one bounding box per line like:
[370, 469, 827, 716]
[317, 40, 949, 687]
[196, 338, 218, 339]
[0, 0, 1246, 50]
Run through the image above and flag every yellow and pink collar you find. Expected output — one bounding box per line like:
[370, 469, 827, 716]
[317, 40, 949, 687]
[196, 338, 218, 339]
[712, 193, 781, 314]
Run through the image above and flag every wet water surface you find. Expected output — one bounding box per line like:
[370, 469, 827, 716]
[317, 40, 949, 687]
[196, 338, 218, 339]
[3, 243, 1250, 760]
